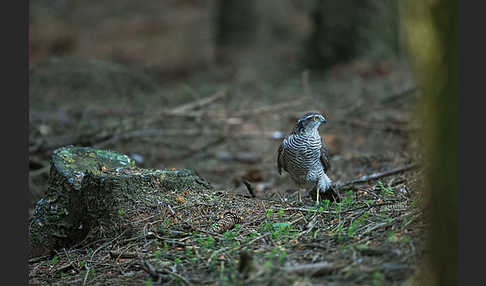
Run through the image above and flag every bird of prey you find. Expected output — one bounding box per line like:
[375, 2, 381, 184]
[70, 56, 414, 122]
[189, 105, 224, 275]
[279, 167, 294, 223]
[277, 112, 333, 203]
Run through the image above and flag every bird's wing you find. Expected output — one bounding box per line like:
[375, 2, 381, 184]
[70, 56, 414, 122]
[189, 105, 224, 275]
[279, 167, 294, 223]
[320, 137, 331, 173]
[277, 138, 288, 175]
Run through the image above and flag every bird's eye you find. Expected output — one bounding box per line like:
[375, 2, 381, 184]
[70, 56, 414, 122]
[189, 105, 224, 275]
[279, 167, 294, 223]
[313, 116, 317, 121]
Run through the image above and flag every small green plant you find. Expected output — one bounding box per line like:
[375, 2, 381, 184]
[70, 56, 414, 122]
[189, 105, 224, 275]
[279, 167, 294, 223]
[323, 199, 330, 209]
[185, 247, 194, 259]
[266, 208, 273, 219]
[154, 249, 161, 260]
[208, 236, 215, 247]
[347, 219, 359, 237]
[378, 181, 393, 196]
[146, 278, 153, 286]
[264, 260, 273, 270]
[117, 209, 126, 216]
[260, 221, 273, 232]
[341, 198, 348, 209]
[278, 208, 284, 219]
[292, 230, 298, 239]
[337, 224, 344, 241]
[271, 222, 291, 241]
[339, 190, 354, 210]
[410, 200, 417, 208]
[270, 247, 279, 258]
[223, 230, 236, 241]
[387, 231, 398, 242]
[200, 236, 215, 249]
[84, 269, 96, 280]
[401, 235, 409, 243]
[360, 213, 368, 224]
[347, 190, 353, 199]
[51, 255, 58, 265]
[278, 249, 287, 264]
[175, 258, 182, 265]
[343, 198, 349, 209]
[335, 203, 342, 214]
[372, 270, 385, 286]
[307, 207, 314, 216]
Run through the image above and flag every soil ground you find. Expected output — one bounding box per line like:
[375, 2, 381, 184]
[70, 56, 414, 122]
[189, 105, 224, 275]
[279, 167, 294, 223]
[29, 57, 426, 285]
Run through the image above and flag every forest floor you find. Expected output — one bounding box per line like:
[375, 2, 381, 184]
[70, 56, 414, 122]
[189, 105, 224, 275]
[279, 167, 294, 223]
[28, 55, 428, 285]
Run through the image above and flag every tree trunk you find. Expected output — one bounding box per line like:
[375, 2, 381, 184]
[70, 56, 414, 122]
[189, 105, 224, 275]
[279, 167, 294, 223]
[28, 146, 213, 257]
[400, 0, 457, 285]
[214, 0, 258, 63]
[306, 0, 401, 69]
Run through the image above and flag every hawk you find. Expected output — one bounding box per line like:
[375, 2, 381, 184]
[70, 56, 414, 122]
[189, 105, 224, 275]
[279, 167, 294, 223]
[278, 112, 337, 203]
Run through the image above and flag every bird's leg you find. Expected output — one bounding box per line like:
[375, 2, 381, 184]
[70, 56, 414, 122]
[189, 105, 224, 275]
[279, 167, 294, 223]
[316, 187, 320, 204]
[298, 189, 302, 203]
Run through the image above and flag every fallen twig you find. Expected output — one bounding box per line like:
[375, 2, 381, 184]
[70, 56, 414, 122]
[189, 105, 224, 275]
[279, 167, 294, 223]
[140, 259, 193, 286]
[109, 251, 139, 259]
[282, 261, 344, 277]
[380, 86, 419, 104]
[140, 259, 160, 280]
[54, 261, 75, 274]
[207, 232, 271, 263]
[359, 211, 416, 237]
[29, 255, 50, 264]
[171, 89, 227, 114]
[89, 229, 128, 264]
[336, 164, 419, 189]
[234, 99, 302, 117]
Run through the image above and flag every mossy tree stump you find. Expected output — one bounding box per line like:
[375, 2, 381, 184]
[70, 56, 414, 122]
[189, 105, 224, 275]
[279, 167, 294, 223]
[28, 146, 214, 258]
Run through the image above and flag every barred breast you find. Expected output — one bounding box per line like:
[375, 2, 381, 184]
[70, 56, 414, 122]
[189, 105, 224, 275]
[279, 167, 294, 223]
[282, 132, 326, 187]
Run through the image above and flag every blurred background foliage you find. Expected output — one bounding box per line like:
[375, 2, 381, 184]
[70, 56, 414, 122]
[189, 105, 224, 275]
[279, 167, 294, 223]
[29, 0, 403, 72]
[401, 0, 457, 285]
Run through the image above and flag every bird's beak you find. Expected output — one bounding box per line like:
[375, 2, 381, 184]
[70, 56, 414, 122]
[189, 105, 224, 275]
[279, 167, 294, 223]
[321, 117, 327, 123]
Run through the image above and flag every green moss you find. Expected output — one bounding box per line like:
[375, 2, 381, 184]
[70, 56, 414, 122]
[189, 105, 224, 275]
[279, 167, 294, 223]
[29, 146, 216, 258]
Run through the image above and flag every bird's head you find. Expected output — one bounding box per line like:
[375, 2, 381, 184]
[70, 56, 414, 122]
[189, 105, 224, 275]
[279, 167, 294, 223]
[293, 112, 327, 134]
